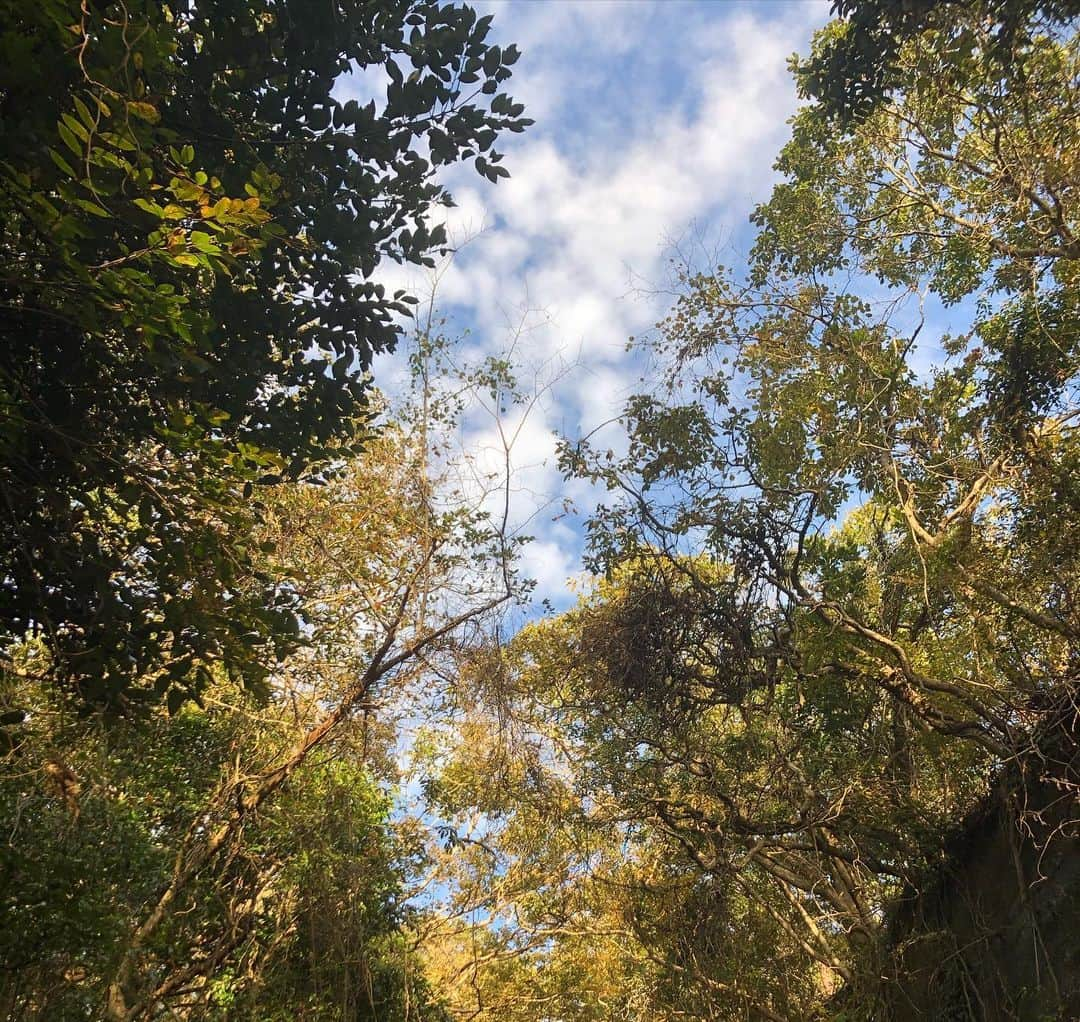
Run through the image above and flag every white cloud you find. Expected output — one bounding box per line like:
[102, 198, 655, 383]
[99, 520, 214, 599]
[518, 537, 579, 607]
[363, 0, 830, 608]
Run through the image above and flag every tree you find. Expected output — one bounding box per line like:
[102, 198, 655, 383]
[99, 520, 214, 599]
[416, 616, 830, 1022]
[1, 373, 518, 1018]
[801, 0, 1080, 123]
[100, 399, 516, 1019]
[0, 666, 446, 1022]
[0, 0, 529, 711]
[424, 4, 1080, 1018]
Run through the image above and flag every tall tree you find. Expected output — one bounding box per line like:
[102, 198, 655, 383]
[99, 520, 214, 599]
[0, 0, 529, 711]
[802, 0, 1080, 123]
[426, 3, 1080, 1018]
[1, 378, 518, 1018]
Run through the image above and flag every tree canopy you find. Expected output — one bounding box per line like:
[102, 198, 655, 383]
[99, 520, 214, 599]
[415, 3, 1080, 1018]
[803, 0, 1080, 123]
[2, 1, 1079, 1020]
[0, 0, 528, 712]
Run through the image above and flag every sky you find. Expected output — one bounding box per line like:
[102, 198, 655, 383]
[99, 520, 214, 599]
[365, 0, 832, 612]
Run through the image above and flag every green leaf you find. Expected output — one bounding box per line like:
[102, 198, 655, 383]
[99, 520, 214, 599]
[133, 197, 165, 217]
[189, 231, 220, 254]
[48, 147, 77, 178]
[57, 121, 82, 156]
[62, 113, 90, 142]
[101, 130, 137, 151]
[75, 198, 110, 217]
[74, 95, 96, 129]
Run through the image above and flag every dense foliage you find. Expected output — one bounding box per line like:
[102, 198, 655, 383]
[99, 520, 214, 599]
[3, 393, 516, 1018]
[1, 689, 438, 1021]
[1, 0, 528, 1016]
[803, 0, 1080, 123]
[4, 0, 1079, 1020]
[0, 0, 527, 711]
[418, 2, 1080, 1020]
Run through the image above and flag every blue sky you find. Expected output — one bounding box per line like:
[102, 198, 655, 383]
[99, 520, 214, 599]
[368, 0, 832, 611]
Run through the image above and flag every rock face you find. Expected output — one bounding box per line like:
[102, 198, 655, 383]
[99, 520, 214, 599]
[882, 727, 1080, 1022]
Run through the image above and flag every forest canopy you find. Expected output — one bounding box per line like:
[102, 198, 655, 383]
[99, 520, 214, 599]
[421, 1, 1080, 1019]
[2, 1, 1078, 1020]
[0, 0, 527, 712]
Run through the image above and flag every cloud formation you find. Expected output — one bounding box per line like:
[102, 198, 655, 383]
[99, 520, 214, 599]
[369, 0, 829, 609]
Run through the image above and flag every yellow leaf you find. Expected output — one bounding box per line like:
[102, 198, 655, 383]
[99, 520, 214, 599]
[127, 101, 160, 124]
